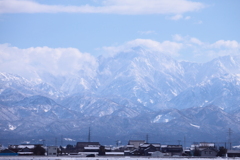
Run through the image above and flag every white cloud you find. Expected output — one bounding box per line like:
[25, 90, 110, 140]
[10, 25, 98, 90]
[170, 14, 183, 20]
[171, 35, 240, 62]
[1, 37, 239, 79]
[172, 34, 184, 41]
[185, 16, 191, 20]
[211, 40, 240, 49]
[172, 34, 203, 45]
[102, 39, 183, 57]
[195, 20, 203, 24]
[102, 37, 240, 63]
[168, 15, 191, 21]
[138, 30, 156, 35]
[190, 37, 203, 45]
[0, 0, 205, 15]
[0, 44, 97, 80]
[205, 40, 240, 60]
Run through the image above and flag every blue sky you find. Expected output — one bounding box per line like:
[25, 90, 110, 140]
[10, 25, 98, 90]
[0, 0, 240, 79]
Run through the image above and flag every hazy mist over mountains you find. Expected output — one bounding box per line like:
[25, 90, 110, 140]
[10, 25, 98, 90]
[1, 47, 240, 146]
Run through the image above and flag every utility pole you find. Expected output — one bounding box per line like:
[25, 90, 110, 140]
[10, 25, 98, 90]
[42, 139, 45, 146]
[88, 127, 91, 142]
[55, 137, 57, 146]
[227, 128, 232, 149]
[61, 135, 63, 146]
[178, 140, 181, 145]
[184, 136, 186, 150]
[146, 134, 149, 143]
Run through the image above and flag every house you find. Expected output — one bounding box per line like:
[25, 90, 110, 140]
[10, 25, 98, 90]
[8, 144, 45, 156]
[227, 150, 240, 157]
[128, 148, 140, 156]
[139, 143, 160, 150]
[76, 142, 100, 151]
[128, 140, 145, 149]
[190, 142, 218, 157]
[190, 142, 215, 150]
[47, 146, 58, 156]
[199, 147, 218, 157]
[75, 142, 101, 155]
[125, 144, 135, 150]
[182, 149, 191, 156]
[190, 142, 214, 150]
[152, 143, 161, 149]
[124, 144, 135, 154]
[124, 140, 146, 156]
[199, 142, 215, 148]
[161, 145, 183, 156]
[64, 144, 77, 154]
[139, 143, 161, 156]
[18, 147, 33, 156]
[190, 143, 199, 151]
[104, 146, 111, 152]
[0, 149, 18, 156]
[105, 151, 124, 156]
[125, 142, 161, 156]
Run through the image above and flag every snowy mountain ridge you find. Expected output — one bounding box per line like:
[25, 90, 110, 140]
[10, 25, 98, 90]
[1, 48, 240, 145]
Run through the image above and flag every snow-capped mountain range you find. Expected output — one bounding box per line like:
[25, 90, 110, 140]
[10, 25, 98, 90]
[1, 47, 240, 145]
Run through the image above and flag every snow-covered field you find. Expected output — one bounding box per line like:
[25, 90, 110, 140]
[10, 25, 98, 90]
[0, 157, 239, 160]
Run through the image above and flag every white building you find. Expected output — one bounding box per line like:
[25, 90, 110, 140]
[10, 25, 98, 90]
[47, 146, 58, 156]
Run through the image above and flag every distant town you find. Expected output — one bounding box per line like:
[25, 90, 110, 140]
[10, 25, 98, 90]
[1, 139, 240, 158]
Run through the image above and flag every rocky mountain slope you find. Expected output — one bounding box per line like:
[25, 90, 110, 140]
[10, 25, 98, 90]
[1, 48, 240, 146]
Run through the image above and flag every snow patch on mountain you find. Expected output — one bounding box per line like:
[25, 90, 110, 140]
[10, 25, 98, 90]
[8, 124, 16, 131]
[190, 123, 200, 129]
[152, 115, 162, 123]
[1, 49, 240, 144]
